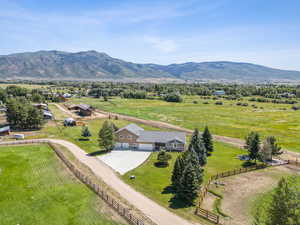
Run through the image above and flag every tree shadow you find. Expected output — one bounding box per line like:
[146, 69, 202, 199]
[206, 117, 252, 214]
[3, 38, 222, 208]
[87, 150, 110, 156]
[77, 138, 90, 141]
[242, 161, 256, 167]
[161, 185, 193, 209]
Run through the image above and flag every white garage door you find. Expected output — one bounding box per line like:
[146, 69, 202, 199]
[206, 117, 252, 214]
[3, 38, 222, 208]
[115, 142, 129, 150]
[139, 144, 153, 151]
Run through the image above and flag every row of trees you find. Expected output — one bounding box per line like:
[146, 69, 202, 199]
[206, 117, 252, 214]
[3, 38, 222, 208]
[171, 127, 213, 205]
[6, 98, 44, 130]
[244, 132, 282, 163]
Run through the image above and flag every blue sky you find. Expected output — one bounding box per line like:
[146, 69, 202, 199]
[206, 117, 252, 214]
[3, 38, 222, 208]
[1, 0, 300, 70]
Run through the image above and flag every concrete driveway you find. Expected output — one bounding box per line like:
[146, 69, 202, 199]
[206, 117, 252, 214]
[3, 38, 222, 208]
[97, 150, 152, 175]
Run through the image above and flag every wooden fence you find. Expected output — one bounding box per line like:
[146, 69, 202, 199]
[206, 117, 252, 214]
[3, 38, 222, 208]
[195, 208, 219, 224]
[0, 140, 149, 225]
[287, 159, 300, 167]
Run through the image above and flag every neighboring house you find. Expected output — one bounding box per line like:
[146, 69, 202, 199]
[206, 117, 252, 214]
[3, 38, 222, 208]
[77, 104, 93, 116]
[43, 110, 53, 120]
[115, 124, 186, 151]
[63, 93, 72, 98]
[33, 103, 48, 110]
[64, 117, 76, 126]
[213, 90, 226, 96]
[0, 126, 10, 136]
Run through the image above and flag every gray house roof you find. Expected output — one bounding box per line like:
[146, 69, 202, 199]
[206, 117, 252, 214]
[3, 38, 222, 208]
[137, 131, 186, 144]
[0, 126, 10, 133]
[78, 104, 92, 111]
[116, 123, 144, 136]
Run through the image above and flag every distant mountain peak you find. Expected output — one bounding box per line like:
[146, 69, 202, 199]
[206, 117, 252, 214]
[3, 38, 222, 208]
[0, 50, 299, 82]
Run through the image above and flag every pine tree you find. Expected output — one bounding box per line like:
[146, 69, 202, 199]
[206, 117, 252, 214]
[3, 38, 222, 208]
[245, 132, 260, 163]
[188, 128, 207, 166]
[178, 162, 200, 205]
[81, 126, 92, 140]
[98, 120, 116, 151]
[202, 126, 213, 156]
[265, 177, 300, 225]
[171, 155, 184, 190]
[185, 149, 204, 184]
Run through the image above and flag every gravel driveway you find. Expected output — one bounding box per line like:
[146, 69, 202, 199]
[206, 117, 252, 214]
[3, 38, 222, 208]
[97, 150, 152, 175]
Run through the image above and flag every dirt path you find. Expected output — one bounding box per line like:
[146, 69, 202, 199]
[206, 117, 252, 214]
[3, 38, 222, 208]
[216, 166, 300, 225]
[0, 139, 197, 225]
[53, 103, 80, 118]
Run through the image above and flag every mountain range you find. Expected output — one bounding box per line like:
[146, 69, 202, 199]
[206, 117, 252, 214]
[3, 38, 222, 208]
[1, 50, 300, 82]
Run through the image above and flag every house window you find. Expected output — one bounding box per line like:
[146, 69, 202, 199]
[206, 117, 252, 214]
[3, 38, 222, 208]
[127, 135, 132, 139]
[119, 135, 123, 139]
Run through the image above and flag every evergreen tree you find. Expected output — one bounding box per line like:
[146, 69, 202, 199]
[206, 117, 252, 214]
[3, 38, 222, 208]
[178, 162, 200, 205]
[202, 126, 214, 156]
[245, 132, 260, 163]
[188, 128, 207, 166]
[81, 126, 92, 140]
[265, 177, 300, 225]
[185, 149, 204, 184]
[98, 120, 116, 151]
[171, 155, 184, 190]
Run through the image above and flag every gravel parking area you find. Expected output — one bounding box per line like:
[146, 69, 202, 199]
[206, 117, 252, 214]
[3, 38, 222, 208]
[98, 150, 152, 175]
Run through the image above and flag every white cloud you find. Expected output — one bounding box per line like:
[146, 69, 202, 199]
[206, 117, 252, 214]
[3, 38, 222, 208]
[144, 36, 178, 53]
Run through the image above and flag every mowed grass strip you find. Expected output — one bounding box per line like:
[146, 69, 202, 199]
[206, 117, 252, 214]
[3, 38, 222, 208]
[69, 96, 300, 152]
[121, 142, 245, 222]
[0, 144, 123, 225]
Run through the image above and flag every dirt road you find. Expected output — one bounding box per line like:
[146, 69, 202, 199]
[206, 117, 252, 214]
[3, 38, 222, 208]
[0, 139, 197, 225]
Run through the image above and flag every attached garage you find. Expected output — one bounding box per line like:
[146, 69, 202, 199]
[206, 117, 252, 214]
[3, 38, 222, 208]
[115, 142, 129, 150]
[138, 143, 154, 151]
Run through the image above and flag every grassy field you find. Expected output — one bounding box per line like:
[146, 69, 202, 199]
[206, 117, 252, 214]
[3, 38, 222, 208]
[0, 144, 123, 225]
[0, 83, 49, 89]
[121, 142, 246, 223]
[69, 96, 300, 152]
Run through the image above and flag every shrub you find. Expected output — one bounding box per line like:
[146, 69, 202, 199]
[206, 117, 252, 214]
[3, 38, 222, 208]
[164, 93, 183, 103]
[193, 100, 198, 104]
[155, 150, 171, 167]
[203, 101, 209, 104]
[215, 101, 223, 105]
[291, 105, 300, 110]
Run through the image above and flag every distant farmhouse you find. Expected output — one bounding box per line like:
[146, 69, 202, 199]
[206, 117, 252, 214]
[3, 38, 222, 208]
[0, 126, 10, 136]
[213, 90, 226, 96]
[67, 104, 93, 116]
[115, 124, 186, 151]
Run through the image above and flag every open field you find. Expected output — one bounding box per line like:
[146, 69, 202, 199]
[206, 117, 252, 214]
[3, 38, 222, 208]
[0, 144, 124, 225]
[0, 83, 49, 89]
[68, 96, 300, 152]
[121, 142, 246, 223]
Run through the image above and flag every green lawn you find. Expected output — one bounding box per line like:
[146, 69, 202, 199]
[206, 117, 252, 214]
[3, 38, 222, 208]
[48, 104, 69, 120]
[121, 142, 246, 222]
[69, 96, 300, 152]
[0, 144, 122, 225]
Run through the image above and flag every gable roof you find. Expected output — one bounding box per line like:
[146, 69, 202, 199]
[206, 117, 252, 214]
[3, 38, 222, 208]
[78, 104, 92, 111]
[0, 126, 10, 133]
[116, 123, 144, 136]
[137, 131, 186, 144]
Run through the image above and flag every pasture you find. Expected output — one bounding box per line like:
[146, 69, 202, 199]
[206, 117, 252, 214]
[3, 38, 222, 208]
[0, 144, 123, 225]
[69, 96, 300, 152]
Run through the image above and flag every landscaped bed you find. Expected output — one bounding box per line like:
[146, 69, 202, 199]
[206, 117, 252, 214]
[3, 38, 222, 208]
[0, 144, 124, 225]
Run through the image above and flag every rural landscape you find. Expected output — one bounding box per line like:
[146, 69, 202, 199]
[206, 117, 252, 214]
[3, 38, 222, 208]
[1, 1, 300, 225]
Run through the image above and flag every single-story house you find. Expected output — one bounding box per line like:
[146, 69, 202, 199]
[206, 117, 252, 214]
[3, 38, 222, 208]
[77, 104, 93, 116]
[43, 110, 53, 120]
[33, 103, 48, 110]
[64, 117, 76, 126]
[115, 124, 186, 151]
[0, 126, 10, 136]
[213, 90, 226, 96]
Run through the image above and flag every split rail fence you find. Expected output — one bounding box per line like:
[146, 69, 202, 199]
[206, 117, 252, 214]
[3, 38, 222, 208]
[0, 140, 149, 225]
